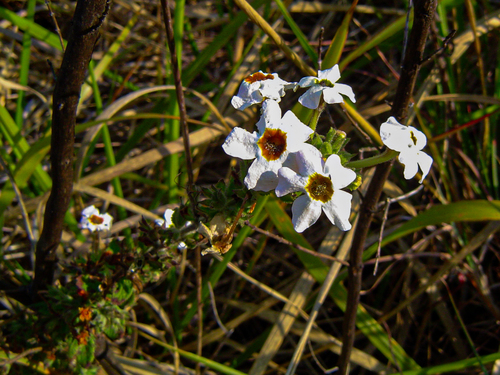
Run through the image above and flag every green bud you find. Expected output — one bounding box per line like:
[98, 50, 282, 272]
[347, 174, 362, 191]
[331, 130, 347, 154]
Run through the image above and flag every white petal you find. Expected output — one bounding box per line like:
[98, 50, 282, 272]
[380, 117, 411, 152]
[244, 158, 280, 191]
[324, 154, 356, 189]
[222, 127, 259, 159]
[261, 99, 282, 125]
[260, 81, 285, 101]
[322, 88, 345, 104]
[334, 83, 356, 103]
[276, 167, 307, 197]
[291, 195, 322, 233]
[320, 65, 341, 83]
[298, 85, 324, 109]
[99, 213, 113, 230]
[407, 126, 428, 150]
[283, 144, 322, 173]
[279, 112, 313, 150]
[398, 151, 419, 180]
[81, 205, 99, 219]
[163, 209, 175, 228]
[296, 149, 324, 176]
[297, 76, 317, 88]
[416, 151, 433, 183]
[323, 190, 353, 231]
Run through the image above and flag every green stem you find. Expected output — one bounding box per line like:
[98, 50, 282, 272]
[308, 102, 324, 132]
[345, 149, 398, 170]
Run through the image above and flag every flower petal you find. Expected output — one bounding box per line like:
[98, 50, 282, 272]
[283, 144, 322, 173]
[319, 65, 341, 83]
[407, 126, 427, 150]
[276, 167, 307, 197]
[322, 87, 345, 104]
[322, 190, 353, 231]
[291, 195, 322, 233]
[380, 117, 411, 152]
[297, 76, 317, 88]
[416, 151, 433, 183]
[244, 158, 280, 191]
[334, 83, 356, 103]
[298, 86, 324, 109]
[324, 154, 356, 189]
[398, 150, 419, 180]
[222, 127, 259, 159]
[279, 111, 313, 150]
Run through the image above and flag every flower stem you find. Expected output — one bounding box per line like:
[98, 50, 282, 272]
[308, 101, 325, 132]
[345, 149, 398, 169]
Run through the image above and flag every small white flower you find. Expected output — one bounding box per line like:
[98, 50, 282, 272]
[231, 72, 295, 110]
[296, 64, 356, 109]
[380, 116, 433, 183]
[80, 205, 113, 232]
[155, 208, 175, 228]
[276, 150, 356, 233]
[223, 99, 318, 191]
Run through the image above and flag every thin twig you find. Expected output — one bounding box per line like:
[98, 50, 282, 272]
[244, 221, 349, 266]
[195, 247, 203, 375]
[45, 0, 65, 52]
[159, 0, 196, 209]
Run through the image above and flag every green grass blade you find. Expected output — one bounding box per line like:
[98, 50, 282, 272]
[0, 6, 65, 50]
[365, 200, 500, 260]
[322, 0, 358, 69]
[274, 0, 317, 66]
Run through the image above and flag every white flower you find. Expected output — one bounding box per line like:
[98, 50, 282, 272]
[380, 116, 433, 183]
[155, 208, 175, 228]
[223, 99, 318, 191]
[276, 150, 356, 233]
[231, 72, 295, 110]
[80, 205, 113, 232]
[296, 64, 356, 109]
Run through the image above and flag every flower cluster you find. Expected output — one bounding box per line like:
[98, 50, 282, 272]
[223, 65, 433, 233]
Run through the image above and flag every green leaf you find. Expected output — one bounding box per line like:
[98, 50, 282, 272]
[366, 200, 500, 260]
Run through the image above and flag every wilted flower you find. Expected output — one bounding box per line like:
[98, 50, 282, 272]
[198, 214, 233, 255]
[80, 205, 113, 232]
[379, 116, 433, 183]
[155, 208, 175, 228]
[276, 150, 356, 233]
[223, 99, 318, 191]
[296, 64, 356, 109]
[231, 72, 295, 110]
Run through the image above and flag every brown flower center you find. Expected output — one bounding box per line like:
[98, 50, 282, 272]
[89, 214, 104, 225]
[305, 173, 334, 203]
[245, 72, 274, 83]
[258, 128, 287, 161]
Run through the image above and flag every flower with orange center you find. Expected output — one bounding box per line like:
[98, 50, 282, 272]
[80, 205, 113, 232]
[276, 149, 356, 232]
[223, 100, 318, 191]
[379, 116, 433, 183]
[231, 71, 295, 110]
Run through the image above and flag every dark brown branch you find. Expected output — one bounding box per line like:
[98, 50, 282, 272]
[337, 1, 437, 373]
[34, 0, 109, 296]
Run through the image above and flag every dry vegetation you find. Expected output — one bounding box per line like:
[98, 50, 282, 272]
[1, 0, 500, 374]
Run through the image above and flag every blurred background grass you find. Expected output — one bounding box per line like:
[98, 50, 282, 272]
[1, 0, 500, 374]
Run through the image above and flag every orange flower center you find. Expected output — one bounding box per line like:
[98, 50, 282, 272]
[258, 128, 287, 161]
[89, 214, 104, 225]
[305, 173, 334, 203]
[245, 72, 274, 83]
